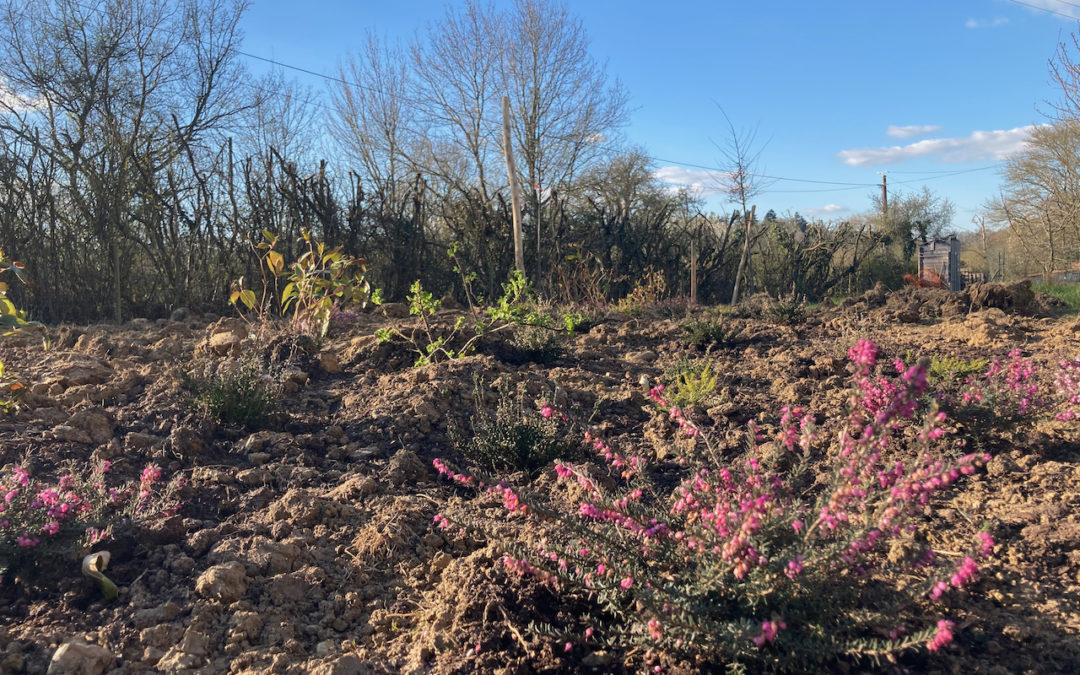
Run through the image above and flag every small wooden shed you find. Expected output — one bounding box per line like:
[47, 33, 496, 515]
[918, 235, 961, 291]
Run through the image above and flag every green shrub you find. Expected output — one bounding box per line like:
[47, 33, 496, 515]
[378, 272, 584, 367]
[929, 354, 989, 385]
[507, 325, 564, 365]
[682, 313, 739, 348]
[665, 358, 719, 407]
[185, 362, 277, 429]
[769, 295, 807, 324]
[455, 380, 577, 474]
[231, 229, 375, 339]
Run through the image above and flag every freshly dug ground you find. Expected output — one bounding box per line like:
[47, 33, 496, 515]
[0, 282, 1078, 674]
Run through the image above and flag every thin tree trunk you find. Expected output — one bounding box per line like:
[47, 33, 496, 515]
[731, 204, 755, 304]
[502, 96, 525, 275]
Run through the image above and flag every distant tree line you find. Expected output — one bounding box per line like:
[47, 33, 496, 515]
[0, 0, 975, 324]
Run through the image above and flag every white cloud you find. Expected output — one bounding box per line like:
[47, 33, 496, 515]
[886, 124, 942, 139]
[0, 81, 44, 112]
[1015, 0, 1080, 20]
[965, 17, 1009, 29]
[653, 165, 727, 196]
[803, 204, 849, 217]
[837, 125, 1039, 167]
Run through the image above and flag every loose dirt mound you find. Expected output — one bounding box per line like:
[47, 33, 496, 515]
[831, 279, 1065, 326]
[0, 293, 1078, 673]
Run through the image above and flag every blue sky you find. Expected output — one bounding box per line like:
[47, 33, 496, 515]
[239, 0, 1080, 229]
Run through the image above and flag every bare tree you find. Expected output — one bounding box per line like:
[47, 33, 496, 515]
[0, 0, 249, 320]
[410, 1, 505, 205]
[330, 33, 417, 219]
[715, 110, 768, 304]
[989, 122, 1080, 277]
[502, 0, 628, 238]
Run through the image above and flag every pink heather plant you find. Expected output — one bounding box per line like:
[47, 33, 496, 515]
[433, 339, 995, 670]
[0, 461, 179, 586]
[1051, 358, 1080, 422]
[958, 348, 1039, 419]
[936, 348, 1080, 429]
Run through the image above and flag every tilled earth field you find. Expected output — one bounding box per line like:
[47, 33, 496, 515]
[0, 283, 1078, 674]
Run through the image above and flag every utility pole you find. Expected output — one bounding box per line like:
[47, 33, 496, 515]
[880, 172, 888, 222]
[502, 96, 525, 276]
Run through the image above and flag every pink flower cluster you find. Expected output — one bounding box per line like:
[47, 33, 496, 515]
[926, 619, 954, 652]
[1052, 359, 1080, 421]
[649, 385, 700, 439]
[1, 462, 175, 567]
[432, 460, 526, 514]
[751, 619, 786, 647]
[432, 339, 996, 661]
[961, 348, 1039, 416]
[779, 406, 818, 454]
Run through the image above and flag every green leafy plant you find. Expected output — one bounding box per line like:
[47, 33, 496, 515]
[231, 230, 374, 338]
[453, 379, 577, 474]
[378, 271, 583, 367]
[375, 280, 475, 366]
[666, 359, 718, 407]
[184, 361, 278, 429]
[929, 354, 990, 385]
[0, 250, 42, 412]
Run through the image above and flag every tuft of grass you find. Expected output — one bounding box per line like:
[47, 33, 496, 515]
[1034, 281, 1080, 313]
[508, 325, 564, 365]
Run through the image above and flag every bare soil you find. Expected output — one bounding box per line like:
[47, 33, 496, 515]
[0, 282, 1078, 674]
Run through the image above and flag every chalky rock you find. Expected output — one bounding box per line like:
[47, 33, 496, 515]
[47, 640, 115, 675]
[195, 561, 248, 603]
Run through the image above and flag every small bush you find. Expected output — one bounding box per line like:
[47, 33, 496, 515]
[929, 354, 989, 385]
[230, 229, 375, 339]
[664, 358, 718, 407]
[769, 295, 807, 324]
[507, 325, 564, 365]
[454, 380, 577, 474]
[185, 362, 277, 429]
[682, 313, 739, 348]
[0, 461, 178, 587]
[616, 267, 667, 315]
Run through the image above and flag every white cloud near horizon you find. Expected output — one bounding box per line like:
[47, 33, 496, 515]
[965, 17, 1009, 29]
[653, 165, 727, 196]
[837, 125, 1038, 166]
[886, 124, 942, 139]
[803, 204, 849, 217]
